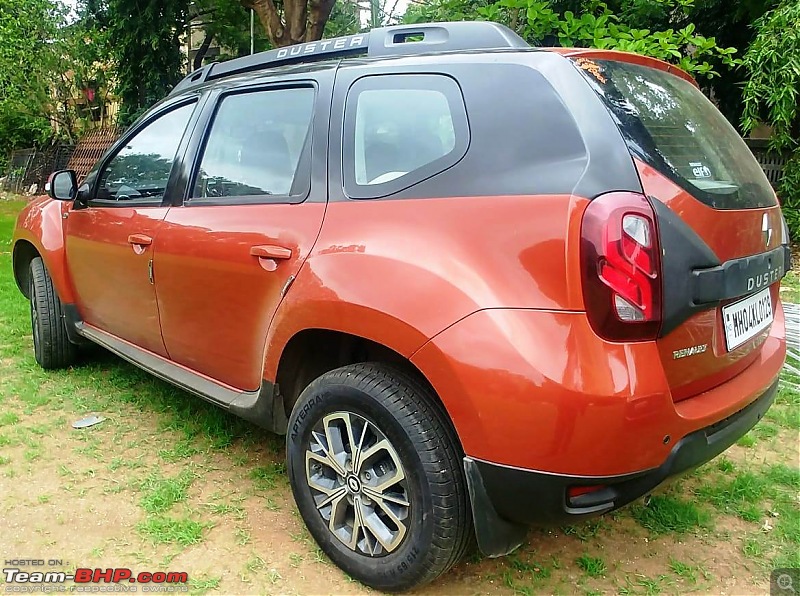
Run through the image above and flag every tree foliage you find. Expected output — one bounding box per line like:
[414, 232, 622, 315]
[98, 0, 187, 126]
[188, 0, 272, 63]
[0, 0, 110, 168]
[0, 0, 55, 161]
[405, 0, 739, 80]
[742, 0, 800, 238]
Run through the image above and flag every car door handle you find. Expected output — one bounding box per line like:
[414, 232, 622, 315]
[250, 245, 292, 260]
[250, 245, 292, 272]
[128, 234, 153, 254]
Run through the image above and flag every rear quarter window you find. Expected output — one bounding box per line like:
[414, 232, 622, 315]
[343, 74, 469, 199]
[575, 59, 777, 210]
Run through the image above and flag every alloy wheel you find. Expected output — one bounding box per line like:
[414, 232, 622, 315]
[304, 411, 411, 556]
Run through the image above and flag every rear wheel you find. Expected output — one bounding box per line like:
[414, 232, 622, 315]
[29, 257, 76, 369]
[286, 363, 471, 591]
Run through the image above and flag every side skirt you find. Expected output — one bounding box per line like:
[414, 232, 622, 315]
[75, 320, 288, 434]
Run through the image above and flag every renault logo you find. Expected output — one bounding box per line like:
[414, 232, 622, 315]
[762, 213, 773, 247]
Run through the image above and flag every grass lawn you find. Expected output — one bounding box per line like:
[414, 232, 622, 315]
[0, 195, 798, 595]
[781, 269, 800, 303]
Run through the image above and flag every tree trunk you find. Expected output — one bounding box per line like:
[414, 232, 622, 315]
[241, 0, 336, 47]
[193, 31, 215, 70]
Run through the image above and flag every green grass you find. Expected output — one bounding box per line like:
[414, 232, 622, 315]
[576, 554, 607, 578]
[562, 519, 606, 541]
[249, 462, 286, 490]
[697, 455, 800, 569]
[137, 515, 207, 546]
[508, 554, 551, 580]
[736, 433, 757, 448]
[139, 469, 196, 514]
[781, 269, 800, 303]
[630, 495, 710, 534]
[188, 574, 221, 595]
[696, 471, 767, 522]
[158, 439, 202, 462]
[0, 412, 19, 426]
[668, 559, 699, 584]
[767, 379, 800, 429]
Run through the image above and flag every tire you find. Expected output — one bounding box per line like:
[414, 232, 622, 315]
[286, 363, 472, 592]
[29, 257, 76, 369]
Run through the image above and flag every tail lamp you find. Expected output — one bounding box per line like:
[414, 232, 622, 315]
[580, 192, 662, 341]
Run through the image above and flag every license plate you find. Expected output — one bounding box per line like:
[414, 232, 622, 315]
[722, 287, 773, 351]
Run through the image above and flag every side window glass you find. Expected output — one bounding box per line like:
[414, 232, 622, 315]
[192, 87, 315, 200]
[344, 74, 469, 199]
[96, 102, 195, 202]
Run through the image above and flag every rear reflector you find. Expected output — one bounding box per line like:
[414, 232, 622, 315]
[567, 485, 607, 499]
[581, 192, 662, 341]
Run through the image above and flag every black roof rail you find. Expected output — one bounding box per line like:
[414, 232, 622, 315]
[170, 21, 529, 96]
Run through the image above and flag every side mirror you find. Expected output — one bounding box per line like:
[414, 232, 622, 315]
[48, 170, 78, 201]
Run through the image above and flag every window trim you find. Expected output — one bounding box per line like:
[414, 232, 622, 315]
[342, 73, 470, 200]
[87, 98, 200, 208]
[185, 82, 317, 207]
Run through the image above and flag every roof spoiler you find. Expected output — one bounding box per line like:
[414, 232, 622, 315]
[170, 21, 529, 96]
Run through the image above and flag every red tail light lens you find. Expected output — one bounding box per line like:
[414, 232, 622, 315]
[581, 192, 662, 341]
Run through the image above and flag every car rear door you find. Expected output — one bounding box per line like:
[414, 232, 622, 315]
[65, 98, 201, 356]
[152, 70, 332, 391]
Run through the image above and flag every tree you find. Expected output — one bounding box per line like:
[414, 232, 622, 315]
[610, 0, 778, 127]
[188, 0, 272, 65]
[742, 0, 800, 238]
[324, 0, 362, 37]
[0, 0, 109, 158]
[0, 0, 61, 161]
[101, 0, 187, 125]
[240, 0, 337, 46]
[405, 0, 739, 81]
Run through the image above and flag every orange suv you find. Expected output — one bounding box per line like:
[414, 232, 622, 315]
[12, 21, 790, 591]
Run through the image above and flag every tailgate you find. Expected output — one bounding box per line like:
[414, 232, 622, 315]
[575, 58, 790, 400]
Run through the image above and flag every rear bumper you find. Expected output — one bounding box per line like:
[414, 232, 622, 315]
[466, 379, 777, 556]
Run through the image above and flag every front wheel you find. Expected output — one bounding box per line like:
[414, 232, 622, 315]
[29, 257, 76, 369]
[286, 363, 472, 591]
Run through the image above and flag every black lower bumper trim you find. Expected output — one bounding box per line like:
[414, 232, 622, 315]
[464, 379, 777, 555]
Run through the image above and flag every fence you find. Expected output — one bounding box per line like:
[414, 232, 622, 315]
[745, 138, 790, 188]
[67, 127, 121, 183]
[1, 126, 121, 194]
[1, 144, 75, 194]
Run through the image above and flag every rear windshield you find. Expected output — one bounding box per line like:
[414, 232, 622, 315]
[575, 59, 776, 210]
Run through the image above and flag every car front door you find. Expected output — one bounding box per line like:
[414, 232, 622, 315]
[65, 99, 199, 356]
[153, 75, 330, 390]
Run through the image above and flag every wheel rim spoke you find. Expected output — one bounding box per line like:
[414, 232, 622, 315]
[351, 419, 369, 474]
[363, 486, 410, 508]
[308, 430, 346, 477]
[365, 498, 407, 551]
[303, 410, 411, 557]
[322, 417, 351, 475]
[315, 486, 347, 510]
